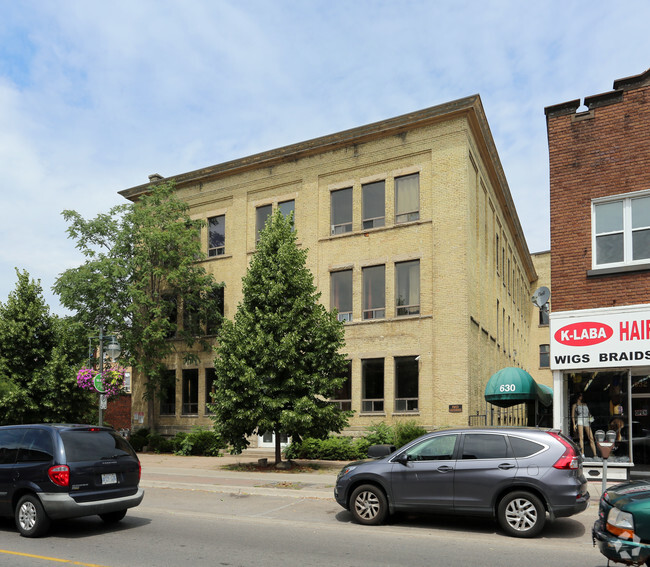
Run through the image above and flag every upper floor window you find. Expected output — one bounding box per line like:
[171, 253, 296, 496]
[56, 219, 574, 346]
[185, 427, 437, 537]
[593, 194, 650, 268]
[362, 181, 385, 229]
[278, 200, 295, 226]
[208, 215, 225, 257]
[363, 265, 385, 320]
[256, 204, 273, 241]
[395, 260, 420, 316]
[331, 188, 353, 234]
[331, 270, 353, 322]
[395, 173, 419, 223]
[539, 344, 550, 368]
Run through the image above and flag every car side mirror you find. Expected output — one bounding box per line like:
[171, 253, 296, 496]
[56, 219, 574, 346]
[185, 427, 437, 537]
[394, 453, 410, 466]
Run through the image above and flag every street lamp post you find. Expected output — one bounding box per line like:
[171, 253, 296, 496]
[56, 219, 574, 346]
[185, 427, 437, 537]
[88, 327, 121, 426]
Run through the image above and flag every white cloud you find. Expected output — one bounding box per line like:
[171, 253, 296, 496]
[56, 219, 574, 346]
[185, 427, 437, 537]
[1, 0, 650, 311]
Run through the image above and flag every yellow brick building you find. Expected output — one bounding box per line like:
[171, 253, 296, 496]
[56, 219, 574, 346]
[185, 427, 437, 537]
[120, 95, 545, 444]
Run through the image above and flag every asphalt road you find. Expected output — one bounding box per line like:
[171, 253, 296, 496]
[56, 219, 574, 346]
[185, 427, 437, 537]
[0, 485, 608, 567]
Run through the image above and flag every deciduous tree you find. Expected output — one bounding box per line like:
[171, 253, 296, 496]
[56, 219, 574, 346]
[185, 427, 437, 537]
[209, 210, 350, 463]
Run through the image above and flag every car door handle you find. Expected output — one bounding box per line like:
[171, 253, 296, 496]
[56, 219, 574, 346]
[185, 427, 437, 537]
[437, 465, 454, 473]
[498, 463, 516, 470]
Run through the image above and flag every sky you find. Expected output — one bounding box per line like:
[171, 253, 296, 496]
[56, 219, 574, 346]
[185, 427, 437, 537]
[1, 0, 649, 315]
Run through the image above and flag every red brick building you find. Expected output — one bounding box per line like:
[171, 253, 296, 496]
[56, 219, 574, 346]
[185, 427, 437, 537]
[546, 68, 650, 479]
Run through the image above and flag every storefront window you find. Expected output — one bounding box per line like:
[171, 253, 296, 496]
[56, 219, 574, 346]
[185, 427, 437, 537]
[632, 374, 650, 467]
[567, 371, 630, 463]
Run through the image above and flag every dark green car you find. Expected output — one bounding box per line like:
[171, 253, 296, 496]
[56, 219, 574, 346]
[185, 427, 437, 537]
[593, 480, 650, 565]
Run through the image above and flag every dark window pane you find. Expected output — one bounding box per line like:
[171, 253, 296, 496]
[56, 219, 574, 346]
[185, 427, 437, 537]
[182, 369, 199, 415]
[60, 430, 136, 462]
[0, 429, 25, 465]
[633, 229, 650, 261]
[363, 265, 385, 319]
[206, 287, 224, 336]
[160, 369, 176, 415]
[539, 344, 550, 368]
[279, 200, 295, 220]
[461, 434, 510, 459]
[205, 368, 216, 414]
[18, 429, 54, 462]
[395, 356, 418, 412]
[330, 270, 352, 321]
[510, 436, 544, 458]
[331, 188, 352, 234]
[362, 181, 385, 229]
[256, 204, 272, 241]
[406, 434, 457, 461]
[596, 233, 624, 264]
[208, 215, 225, 256]
[332, 361, 352, 411]
[362, 358, 384, 412]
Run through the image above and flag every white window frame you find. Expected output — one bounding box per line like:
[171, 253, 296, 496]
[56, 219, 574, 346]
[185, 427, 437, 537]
[592, 190, 650, 269]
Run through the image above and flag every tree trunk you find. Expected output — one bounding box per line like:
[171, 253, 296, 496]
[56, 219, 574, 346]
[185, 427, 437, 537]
[275, 433, 282, 464]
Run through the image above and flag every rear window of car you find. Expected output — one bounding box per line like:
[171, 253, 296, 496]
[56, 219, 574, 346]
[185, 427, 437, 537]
[18, 429, 54, 462]
[509, 436, 545, 458]
[0, 429, 25, 465]
[60, 430, 136, 462]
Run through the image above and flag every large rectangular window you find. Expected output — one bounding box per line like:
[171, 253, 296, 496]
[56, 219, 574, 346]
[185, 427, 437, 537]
[278, 199, 295, 220]
[331, 360, 352, 411]
[396, 260, 420, 316]
[395, 173, 420, 223]
[363, 265, 385, 320]
[208, 215, 225, 257]
[593, 194, 650, 268]
[362, 181, 385, 229]
[330, 270, 353, 322]
[362, 358, 384, 413]
[395, 356, 419, 412]
[331, 188, 353, 234]
[256, 204, 273, 241]
[160, 369, 176, 415]
[182, 369, 199, 415]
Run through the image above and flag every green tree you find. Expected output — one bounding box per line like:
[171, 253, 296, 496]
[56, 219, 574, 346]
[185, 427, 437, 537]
[54, 182, 223, 426]
[209, 210, 350, 463]
[0, 270, 95, 424]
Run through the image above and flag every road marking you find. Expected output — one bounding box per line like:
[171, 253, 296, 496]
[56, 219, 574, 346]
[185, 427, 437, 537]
[0, 549, 112, 566]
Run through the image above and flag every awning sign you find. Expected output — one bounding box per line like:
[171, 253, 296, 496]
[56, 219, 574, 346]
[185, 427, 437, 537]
[550, 305, 650, 370]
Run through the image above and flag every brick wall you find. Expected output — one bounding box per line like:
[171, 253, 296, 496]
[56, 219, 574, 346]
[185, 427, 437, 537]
[105, 394, 132, 432]
[547, 74, 650, 312]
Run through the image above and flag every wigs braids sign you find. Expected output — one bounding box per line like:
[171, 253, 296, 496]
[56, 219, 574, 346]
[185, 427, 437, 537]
[550, 304, 650, 370]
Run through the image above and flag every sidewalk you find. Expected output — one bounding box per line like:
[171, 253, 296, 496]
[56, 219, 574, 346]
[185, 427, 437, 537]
[138, 449, 346, 500]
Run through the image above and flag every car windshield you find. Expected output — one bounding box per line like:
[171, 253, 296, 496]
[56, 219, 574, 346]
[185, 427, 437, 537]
[60, 430, 136, 462]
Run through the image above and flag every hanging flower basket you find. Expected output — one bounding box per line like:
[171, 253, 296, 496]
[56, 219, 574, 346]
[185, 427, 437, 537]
[76, 367, 125, 398]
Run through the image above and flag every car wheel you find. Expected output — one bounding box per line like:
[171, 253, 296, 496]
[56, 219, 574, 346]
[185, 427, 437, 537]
[99, 509, 127, 524]
[15, 494, 51, 538]
[350, 484, 388, 525]
[497, 491, 546, 538]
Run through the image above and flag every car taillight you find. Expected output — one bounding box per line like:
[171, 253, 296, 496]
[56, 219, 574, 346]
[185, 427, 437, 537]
[48, 465, 70, 487]
[548, 431, 578, 470]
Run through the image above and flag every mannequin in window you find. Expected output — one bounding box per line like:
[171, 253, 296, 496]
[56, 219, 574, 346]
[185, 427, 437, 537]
[609, 388, 625, 442]
[572, 393, 597, 456]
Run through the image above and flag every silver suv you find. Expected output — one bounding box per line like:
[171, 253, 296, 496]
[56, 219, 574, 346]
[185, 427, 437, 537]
[334, 427, 589, 537]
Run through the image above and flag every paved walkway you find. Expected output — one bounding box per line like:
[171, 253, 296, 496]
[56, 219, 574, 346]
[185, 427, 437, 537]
[138, 449, 346, 500]
[139, 448, 615, 502]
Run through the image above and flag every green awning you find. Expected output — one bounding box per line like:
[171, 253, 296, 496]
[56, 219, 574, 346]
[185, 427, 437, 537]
[484, 367, 553, 408]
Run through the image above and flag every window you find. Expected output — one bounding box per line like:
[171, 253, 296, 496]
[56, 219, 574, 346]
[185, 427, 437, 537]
[539, 305, 550, 326]
[208, 215, 225, 256]
[278, 200, 295, 222]
[509, 436, 544, 458]
[363, 265, 385, 320]
[362, 358, 384, 412]
[331, 188, 352, 234]
[183, 296, 201, 336]
[160, 369, 176, 415]
[162, 294, 177, 339]
[405, 434, 457, 461]
[330, 270, 353, 322]
[18, 429, 54, 463]
[461, 433, 510, 459]
[395, 356, 418, 412]
[256, 204, 272, 241]
[205, 368, 216, 414]
[593, 194, 650, 267]
[0, 429, 24, 464]
[362, 181, 385, 229]
[331, 361, 352, 411]
[395, 173, 419, 223]
[182, 369, 199, 415]
[539, 344, 550, 368]
[395, 260, 420, 316]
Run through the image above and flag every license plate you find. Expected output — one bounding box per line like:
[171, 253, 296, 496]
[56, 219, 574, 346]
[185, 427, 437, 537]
[102, 473, 117, 485]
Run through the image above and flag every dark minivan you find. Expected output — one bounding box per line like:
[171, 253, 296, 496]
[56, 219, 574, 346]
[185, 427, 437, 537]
[0, 424, 144, 537]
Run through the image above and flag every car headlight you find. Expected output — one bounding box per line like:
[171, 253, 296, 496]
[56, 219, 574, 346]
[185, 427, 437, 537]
[606, 507, 636, 540]
[337, 465, 357, 480]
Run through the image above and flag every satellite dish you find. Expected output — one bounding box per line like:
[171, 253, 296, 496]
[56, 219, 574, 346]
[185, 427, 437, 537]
[532, 286, 550, 309]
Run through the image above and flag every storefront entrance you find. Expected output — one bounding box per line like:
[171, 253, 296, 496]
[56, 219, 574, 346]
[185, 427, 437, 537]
[631, 374, 650, 475]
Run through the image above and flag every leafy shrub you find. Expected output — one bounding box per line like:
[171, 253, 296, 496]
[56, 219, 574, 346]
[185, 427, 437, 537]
[393, 421, 427, 448]
[147, 433, 173, 453]
[174, 426, 223, 456]
[284, 420, 428, 461]
[129, 428, 150, 452]
[170, 432, 188, 453]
